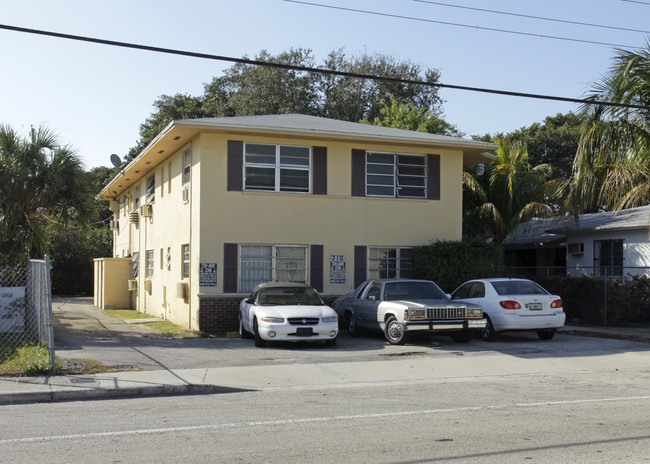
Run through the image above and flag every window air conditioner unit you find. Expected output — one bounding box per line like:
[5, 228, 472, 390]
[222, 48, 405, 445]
[177, 281, 189, 300]
[129, 211, 139, 223]
[109, 220, 119, 231]
[182, 186, 190, 202]
[568, 242, 584, 254]
[144, 278, 153, 293]
[127, 279, 138, 291]
[140, 204, 153, 218]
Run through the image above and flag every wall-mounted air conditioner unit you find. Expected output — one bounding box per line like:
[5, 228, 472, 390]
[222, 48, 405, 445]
[140, 204, 153, 217]
[127, 279, 138, 291]
[109, 220, 119, 231]
[144, 278, 153, 293]
[568, 242, 584, 255]
[177, 281, 189, 300]
[182, 186, 189, 203]
[129, 211, 139, 223]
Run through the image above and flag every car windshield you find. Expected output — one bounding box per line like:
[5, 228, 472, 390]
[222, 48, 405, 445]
[258, 286, 324, 305]
[383, 281, 447, 301]
[491, 280, 549, 296]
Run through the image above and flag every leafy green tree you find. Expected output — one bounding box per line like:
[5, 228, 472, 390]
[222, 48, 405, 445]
[567, 41, 650, 213]
[127, 48, 443, 161]
[361, 95, 462, 136]
[463, 138, 556, 244]
[0, 125, 90, 265]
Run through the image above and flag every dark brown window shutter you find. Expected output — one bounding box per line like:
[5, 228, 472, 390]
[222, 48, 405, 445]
[227, 140, 243, 191]
[354, 246, 367, 288]
[351, 149, 366, 197]
[310, 245, 324, 292]
[313, 146, 327, 195]
[427, 154, 440, 200]
[223, 243, 238, 293]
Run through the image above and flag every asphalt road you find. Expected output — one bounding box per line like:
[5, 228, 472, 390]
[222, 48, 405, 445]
[1, 297, 649, 462]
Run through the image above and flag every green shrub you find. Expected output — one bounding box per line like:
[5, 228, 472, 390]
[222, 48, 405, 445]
[413, 240, 502, 292]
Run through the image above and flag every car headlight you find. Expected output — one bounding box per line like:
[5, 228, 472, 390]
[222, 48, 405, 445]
[466, 307, 483, 318]
[260, 317, 284, 323]
[322, 316, 338, 323]
[405, 309, 426, 320]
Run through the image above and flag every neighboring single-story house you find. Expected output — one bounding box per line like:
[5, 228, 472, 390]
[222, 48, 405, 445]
[503, 205, 650, 278]
[93, 114, 496, 333]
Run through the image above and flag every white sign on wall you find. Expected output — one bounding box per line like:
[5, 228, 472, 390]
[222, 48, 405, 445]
[0, 287, 26, 333]
[329, 255, 346, 284]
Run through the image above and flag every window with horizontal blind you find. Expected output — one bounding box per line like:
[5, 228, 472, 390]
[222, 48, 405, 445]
[244, 143, 311, 193]
[366, 152, 427, 198]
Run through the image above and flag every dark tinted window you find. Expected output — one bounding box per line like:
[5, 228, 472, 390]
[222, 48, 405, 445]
[384, 281, 447, 301]
[491, 280, 548, 296]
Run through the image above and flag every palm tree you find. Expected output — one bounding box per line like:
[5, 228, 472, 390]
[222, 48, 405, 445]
[567, 41, 650, 214]
[463, 138, 557, 245]
[0, 125, 90, 265]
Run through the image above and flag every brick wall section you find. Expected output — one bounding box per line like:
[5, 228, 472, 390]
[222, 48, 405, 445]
[198, 297, 241, 334]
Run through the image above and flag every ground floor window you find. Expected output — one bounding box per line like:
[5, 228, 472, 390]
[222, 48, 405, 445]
[240, 245, 307, 293]
[182, 244, 190, 278]
[594, 239, 624, 277]
[368, 247, 414, 279]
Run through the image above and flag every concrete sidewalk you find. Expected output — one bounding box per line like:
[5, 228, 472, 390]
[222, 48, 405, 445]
[1, 324, 649, 405]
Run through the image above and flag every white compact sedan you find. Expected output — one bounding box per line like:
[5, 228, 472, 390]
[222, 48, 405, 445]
[239, 282, 339, 347]
[450, 278, 565, 341]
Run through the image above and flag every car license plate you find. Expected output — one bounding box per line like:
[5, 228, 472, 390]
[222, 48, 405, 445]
[528, 302, 543, 310]
[296, 327, 313, 337]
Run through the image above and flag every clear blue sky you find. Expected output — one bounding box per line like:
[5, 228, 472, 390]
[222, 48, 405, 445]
[1, 0, 648, 169]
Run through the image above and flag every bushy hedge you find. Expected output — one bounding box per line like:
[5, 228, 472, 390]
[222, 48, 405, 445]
[536, 274, 650, 327]
[412, 240, 502, 293]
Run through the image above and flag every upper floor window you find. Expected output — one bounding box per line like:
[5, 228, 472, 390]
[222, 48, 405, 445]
[182, 244, 190, 279]
[146, 174, 155, 204]
[368, 247, 414, 279]
[244, 143, 311, 193]
[134, 186, 140, 210]
[366, 152, 426, 198]
[145, 250, 154, 278]
[183, 149, 191, 185]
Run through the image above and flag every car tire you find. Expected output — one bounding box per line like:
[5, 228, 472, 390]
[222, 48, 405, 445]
[239, 313, 253, 339]
[450, 330, 475, 343]
[384, 315, 409, 345]
[536, 329, 556, 340]
[481, 317, 497, 342]
[347, 312, 360, 337]
[253, 318, 266, 347]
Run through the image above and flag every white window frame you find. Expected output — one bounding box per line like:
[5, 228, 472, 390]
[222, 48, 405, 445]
[368, 247, 415, 279]
[183, 149, 191, 186]
[240, 244, 308, 293]
[182, 244, 190, 279]
[146, 174, 155, 204]
[145, 250, 154, 278]
[366, 152, 427, 198]
[243, 143, 312, 193]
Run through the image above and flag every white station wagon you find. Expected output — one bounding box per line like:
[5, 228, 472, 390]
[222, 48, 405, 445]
[239, 282, 339, 347]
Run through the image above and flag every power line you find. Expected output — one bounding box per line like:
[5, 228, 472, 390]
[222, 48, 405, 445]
[282, 0, 637, 49]
[0, 22, 648, 112]
[412, 0, 650, 34]
[621, 0, 650, 5]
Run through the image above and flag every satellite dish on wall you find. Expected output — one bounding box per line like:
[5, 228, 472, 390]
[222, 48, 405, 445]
[110, 154, 122, 168]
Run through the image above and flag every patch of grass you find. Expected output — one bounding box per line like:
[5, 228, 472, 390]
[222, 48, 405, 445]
[0, 344, 52, 377]
[103, 309, 155, 320]
[103, 309, 205, 338]
[56, 358, 141, 375]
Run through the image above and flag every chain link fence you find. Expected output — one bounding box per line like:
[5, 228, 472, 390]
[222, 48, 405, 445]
[0, 256, 55, 375]
[503, 266, 650, 327]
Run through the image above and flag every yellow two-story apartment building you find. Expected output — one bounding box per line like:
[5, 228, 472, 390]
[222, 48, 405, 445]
[94, 114, 496, 333]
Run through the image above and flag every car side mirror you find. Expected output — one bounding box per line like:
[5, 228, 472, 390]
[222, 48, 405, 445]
[368, 295, 376, 301]
[245, 298, 254, 304]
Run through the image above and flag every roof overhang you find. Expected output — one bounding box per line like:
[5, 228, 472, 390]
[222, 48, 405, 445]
[97, 117, 498, 201]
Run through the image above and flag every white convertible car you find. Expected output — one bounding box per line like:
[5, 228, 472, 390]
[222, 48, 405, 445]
[239, 282, 339, 347]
